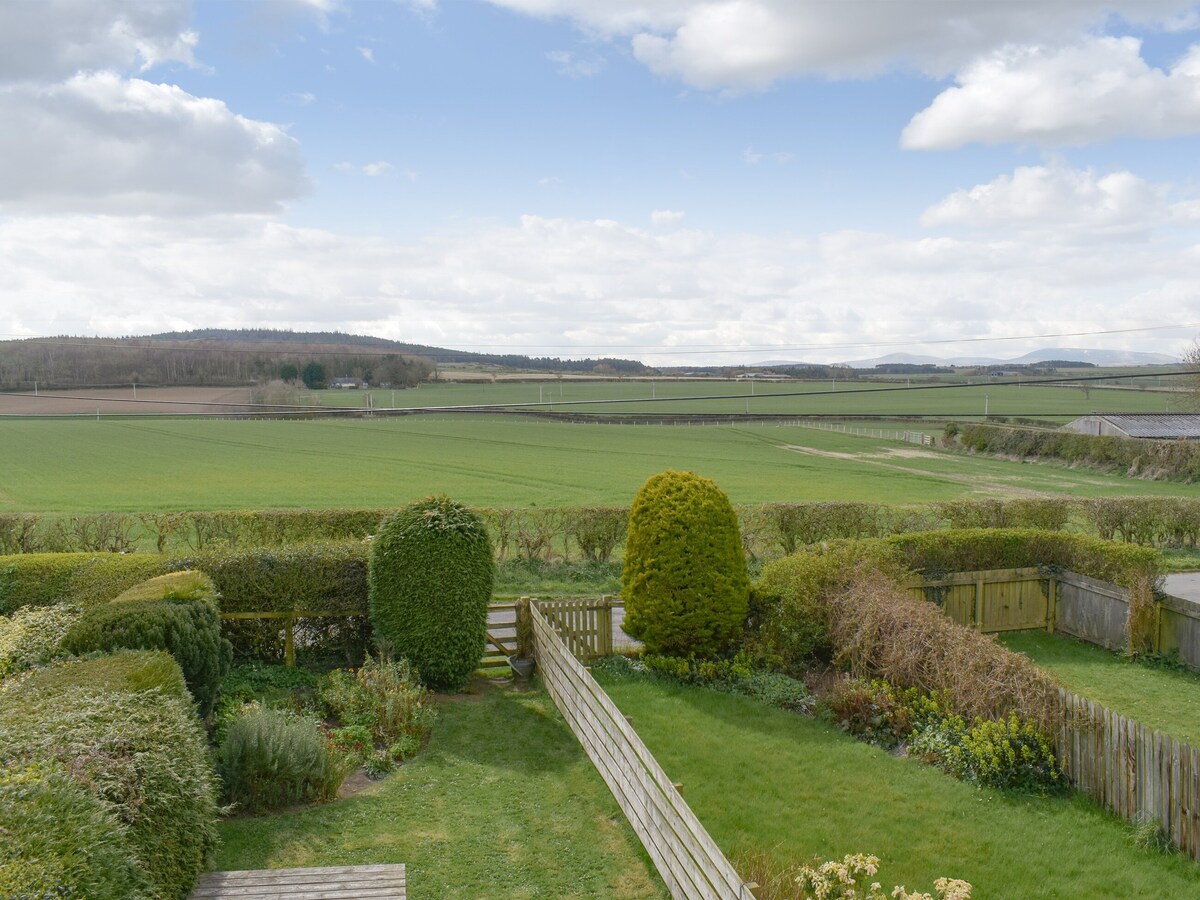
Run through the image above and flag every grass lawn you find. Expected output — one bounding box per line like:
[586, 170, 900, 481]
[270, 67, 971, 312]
[1000, 630, 1200, 746]
[213, 681, 665, 900]
[2, 415, 1197, 514]
[597, 674, 1200, 899]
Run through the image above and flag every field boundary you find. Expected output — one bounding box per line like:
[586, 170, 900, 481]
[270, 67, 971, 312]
[1058, 689, 1200, 861]
[530, 600, 756, 900]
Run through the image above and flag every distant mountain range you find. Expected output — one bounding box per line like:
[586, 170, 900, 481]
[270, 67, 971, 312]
[834, 348, 1181, 369]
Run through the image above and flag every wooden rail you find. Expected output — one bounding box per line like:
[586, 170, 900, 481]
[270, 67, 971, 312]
[530, 601, 756, 900]
[1057, 690, 1200, 861]
[191, 863, 405, 898]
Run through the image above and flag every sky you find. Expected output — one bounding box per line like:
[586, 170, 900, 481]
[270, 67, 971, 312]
[2, 0, 1200, 366]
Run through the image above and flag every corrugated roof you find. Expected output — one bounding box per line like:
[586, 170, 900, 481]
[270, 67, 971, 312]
[1089, 414, 1200, 439]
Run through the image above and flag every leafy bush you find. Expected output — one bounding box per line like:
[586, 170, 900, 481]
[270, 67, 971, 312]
[217, 705, 352, 813]
[0, 684, 219, 900]
[751, 542, 905, 672]
[911, 712, 1065, 794]
[622, 470, 750, 658]
[817, 676, 943, 750]
[320, 653, 436, 753]
[369, 496, 494, 691]
[0, 552, 166, 613]
[13, 650, 189, 702]
[0, 763, 153, 900]
[61, 575, 232, 715]
[737, 850, 972, 900]
[0, 601, 79, 676]
[567, 505, 629, 562]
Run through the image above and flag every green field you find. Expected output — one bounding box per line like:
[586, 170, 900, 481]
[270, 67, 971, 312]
[2, 415, 1198, 513]
[599, 675, 1200, 898]
[306, 379, 1179, 419]
[1000, 631, 1200, 746]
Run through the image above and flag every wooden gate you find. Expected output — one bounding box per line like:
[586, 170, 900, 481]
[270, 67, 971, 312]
[533, 596, 616, 660]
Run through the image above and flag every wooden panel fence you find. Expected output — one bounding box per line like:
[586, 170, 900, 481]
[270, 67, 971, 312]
[530, 601, 756, 900]
[1057, 689, 1200, 861]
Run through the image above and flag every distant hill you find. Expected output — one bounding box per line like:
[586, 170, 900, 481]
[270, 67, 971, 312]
[147, 329, 653, 375]
[839, 347, 1179, 369]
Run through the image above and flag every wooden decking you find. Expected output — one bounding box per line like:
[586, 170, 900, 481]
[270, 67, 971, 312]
[191, 864, 405, 899]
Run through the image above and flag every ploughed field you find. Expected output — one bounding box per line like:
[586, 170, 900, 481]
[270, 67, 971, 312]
[2, 415, 1198, 513]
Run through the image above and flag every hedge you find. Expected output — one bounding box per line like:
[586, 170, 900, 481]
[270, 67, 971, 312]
[0, 763, 153, 900]
[61, 575, 231, 716]
[753, 529, 1164, 672]
[0, 552, 167, 614]
[0, 602, 79, 677]
[950, 422, 1200, 482]
[15, 650, 190, 704]
[0, 683, 219, 900]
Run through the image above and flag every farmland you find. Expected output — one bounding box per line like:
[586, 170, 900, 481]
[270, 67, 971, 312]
[2, 414, 1198, 514]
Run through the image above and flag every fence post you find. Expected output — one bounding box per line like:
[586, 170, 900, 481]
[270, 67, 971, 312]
[598, 595, 614, 657]
[1047, 575, 1058, 634]
[974, 577, 985, 631]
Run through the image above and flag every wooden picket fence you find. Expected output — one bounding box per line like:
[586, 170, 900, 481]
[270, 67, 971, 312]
[530, 600, 757, 900]
[1057, 689, 1200, 860]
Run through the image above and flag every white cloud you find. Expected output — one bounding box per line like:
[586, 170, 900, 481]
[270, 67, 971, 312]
[920, 164, 1199, 235]
[904, 38, 1200, 149]
[333, 161, 355, 171]
[2, 210, 1196, 363]
[742, 147, 793, 165]
[537, 176, 562, 187]
[546, 50, 606, 78]
[0, 72, 309, 215]
[362, 161, 392, 176]
[358, 46, 376, 64]
[0, 0, 198, 83]
[485, 0, 1196, 88]
[284, 91, 318, 105]
[651, 209, 685, 225]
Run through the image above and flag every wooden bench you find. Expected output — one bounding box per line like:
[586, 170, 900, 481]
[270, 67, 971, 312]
[191, 864, 406, 899]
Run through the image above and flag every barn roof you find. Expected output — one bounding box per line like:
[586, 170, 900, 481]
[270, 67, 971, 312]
[1071, 414, 1200, 439]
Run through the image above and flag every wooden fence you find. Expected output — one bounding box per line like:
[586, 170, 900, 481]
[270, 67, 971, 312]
[530, 600, 757, 900]
[1057, 689, 1200, 860]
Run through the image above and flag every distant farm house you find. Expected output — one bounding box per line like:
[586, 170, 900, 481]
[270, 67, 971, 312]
[331, 377, 360, 389]
[1063, 414, 1200, 440]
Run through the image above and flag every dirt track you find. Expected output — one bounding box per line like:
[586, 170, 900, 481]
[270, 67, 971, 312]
[0, 386, 255, 416]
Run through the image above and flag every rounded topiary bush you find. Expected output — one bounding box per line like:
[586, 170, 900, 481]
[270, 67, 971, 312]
[368, 496, 494, 691]
[621, 469, 750, 658]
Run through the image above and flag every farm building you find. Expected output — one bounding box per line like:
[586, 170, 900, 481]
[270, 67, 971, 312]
[330, 377, 360, 389]
[1062, 413, 1200, 439]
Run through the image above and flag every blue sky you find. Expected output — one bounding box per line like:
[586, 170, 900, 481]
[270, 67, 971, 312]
[2, 1, 1200, 364]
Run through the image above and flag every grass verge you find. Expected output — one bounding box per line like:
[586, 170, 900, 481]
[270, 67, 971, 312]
[212, 680, 665, 900]
[1000, 630, 1200, 746]
[597, 674, 1200, 898]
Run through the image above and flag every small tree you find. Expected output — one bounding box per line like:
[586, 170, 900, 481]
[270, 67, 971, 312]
[279, 363, 299, 383]
[1183, 340, 1200, 412]
[368, 496, 494, 690]
[621, 469, 749, 657]
[301, 361, 326, 390]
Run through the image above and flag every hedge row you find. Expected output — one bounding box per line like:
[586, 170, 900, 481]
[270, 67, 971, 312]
[0, 653, 219, 899]
[752, 529, 1164, 673]
[5, 496, 1198, 564]
[949, 422, 1200, 482]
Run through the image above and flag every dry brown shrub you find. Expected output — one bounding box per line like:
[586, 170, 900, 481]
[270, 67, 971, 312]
[827, 568, 1060, 729]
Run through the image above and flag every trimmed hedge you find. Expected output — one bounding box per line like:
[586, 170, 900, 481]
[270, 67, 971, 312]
[0, 552, 166, 614]
[0, 683, 219, 900]
[622, 470, 749, 658]
[0, 601, 79, 677]
[61, 572, 231, 715]
[15, 650, 190, 703]
[0, 763, 153, 900]
[753, 529, 1164, 672]
[369, 496, 494, 691]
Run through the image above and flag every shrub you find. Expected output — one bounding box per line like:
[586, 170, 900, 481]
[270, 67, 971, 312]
[0, 763, 153, 900]
[0, 684, 219, 900]
[751, 542, 906, 672]
[13, 650, 189, 702]
[0, 601, 79, 676]
[217, 705, 352, 813]
[61, 574, 232, 715]
[911, 712, 1064, 794]
[568, 505, 629, 562]
[622, 470, 750, 658]
[737, 850, 972, 900]
[369, 496, 494, 691]
[320, 653, 436, 752]
[0, 552, 166, 614]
